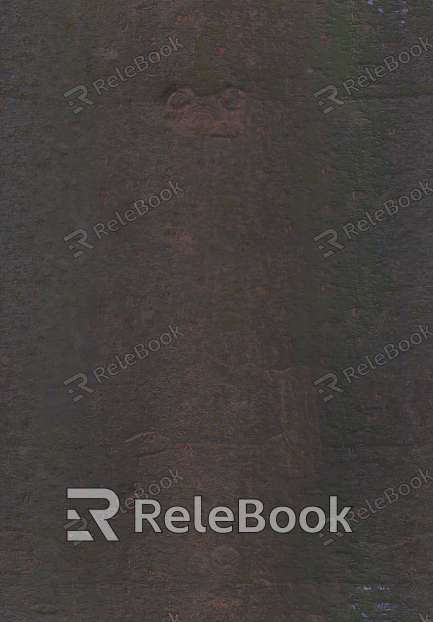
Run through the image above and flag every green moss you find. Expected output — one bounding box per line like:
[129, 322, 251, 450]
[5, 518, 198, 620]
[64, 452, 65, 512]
[288, 316, 311, 341]
[227, 284, 241, 296]
[359, 37, 378, 62]
[307, 118, 318, 147]
[399, 84, 411, 96]
[328, 2, 354, 79]
[305, 558, 317, 578]
[235, 561, 251, 583]
[221, 188, 236, 213]
[227, 167, 243, 179]
[301, 47, 316, 72]
[364, 436, 393, 446]
[292, 533, 307, 550]
[245, 67, 265, 81]
[289, 198, 312, 224]
[196, 38, 211, 70]
[221, 305, 236, 329]
[209, 24, 227, 45]
[327, 410, 344, 428]
[194, 71, 222, 94]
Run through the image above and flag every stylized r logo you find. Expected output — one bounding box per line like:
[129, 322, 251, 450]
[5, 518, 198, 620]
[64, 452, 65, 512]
[63, 229, 94, 258]
[314, 85, 344, 114]
[314, 229, 344, 258]
[63, 85, 94, 114]
[63, 373, 94, 402]
[66, 489, 120, 542]
[313, 373, 344, 402]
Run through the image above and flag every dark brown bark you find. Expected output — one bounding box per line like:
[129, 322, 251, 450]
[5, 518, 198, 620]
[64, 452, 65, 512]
[1, 0, 433, 621]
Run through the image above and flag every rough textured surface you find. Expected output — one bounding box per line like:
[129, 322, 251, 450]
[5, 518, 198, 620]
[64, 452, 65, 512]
[1, 0, 433, 621]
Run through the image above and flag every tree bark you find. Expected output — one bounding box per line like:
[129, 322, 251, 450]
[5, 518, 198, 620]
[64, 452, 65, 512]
[1, 0, 432, 621]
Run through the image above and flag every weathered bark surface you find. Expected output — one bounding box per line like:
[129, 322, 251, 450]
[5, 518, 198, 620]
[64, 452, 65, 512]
[1, 0, 433, 621]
